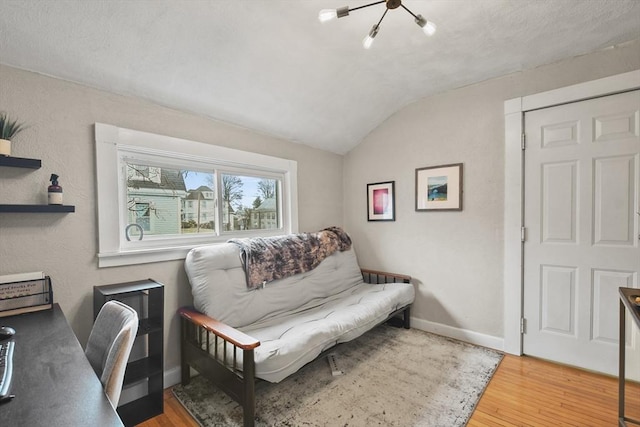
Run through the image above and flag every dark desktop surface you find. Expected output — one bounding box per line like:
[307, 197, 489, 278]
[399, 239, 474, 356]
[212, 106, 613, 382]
[0, 304, 123, 427]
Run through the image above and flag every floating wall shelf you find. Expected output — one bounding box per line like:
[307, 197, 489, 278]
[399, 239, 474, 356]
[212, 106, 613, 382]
[0, 204, 75, 213]
[1, 156, 74, 213]
[0, 156, 42, 169]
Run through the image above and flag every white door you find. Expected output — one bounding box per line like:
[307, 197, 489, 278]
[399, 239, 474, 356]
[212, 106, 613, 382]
[523, 90, 640, 379]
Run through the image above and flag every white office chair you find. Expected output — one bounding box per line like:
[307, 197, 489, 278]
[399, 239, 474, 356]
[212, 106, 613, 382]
[85, 300, 139, 408]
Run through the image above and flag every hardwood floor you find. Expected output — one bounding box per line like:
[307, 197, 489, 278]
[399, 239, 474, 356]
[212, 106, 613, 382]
[469, 355, 640, 427]
[138, 354, 640, 427]
[138, 388, 199, 427]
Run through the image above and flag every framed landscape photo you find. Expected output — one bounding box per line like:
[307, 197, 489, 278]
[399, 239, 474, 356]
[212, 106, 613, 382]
[415, 163, 463, 211]
[367, 181, 395, 221]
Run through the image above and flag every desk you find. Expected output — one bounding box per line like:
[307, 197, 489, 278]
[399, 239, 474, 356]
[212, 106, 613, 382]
[619, 287, 640, 427]
[0, 304, 124, 427]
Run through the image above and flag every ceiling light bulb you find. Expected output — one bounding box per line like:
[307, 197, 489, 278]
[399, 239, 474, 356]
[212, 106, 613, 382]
[423, 21, 436, 36]
[319, 6, 349, 22]
[415, 14, 437, 36]
[318, 9, 338, 22]
[363, 25, 379, 49]
[363, 35, 374, 49]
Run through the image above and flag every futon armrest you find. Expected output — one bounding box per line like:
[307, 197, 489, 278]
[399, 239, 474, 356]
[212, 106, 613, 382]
[361, 268, 411, 284]
[178, 306, 260, 350]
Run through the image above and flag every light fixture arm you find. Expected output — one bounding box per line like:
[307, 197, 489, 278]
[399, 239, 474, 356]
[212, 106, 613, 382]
[348, 0, 385, 14]
[399, 3, 419, 20]
[375, 7, 389, 28]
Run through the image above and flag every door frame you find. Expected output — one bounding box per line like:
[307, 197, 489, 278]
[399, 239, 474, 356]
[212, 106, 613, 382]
[503, 69, 640, 355]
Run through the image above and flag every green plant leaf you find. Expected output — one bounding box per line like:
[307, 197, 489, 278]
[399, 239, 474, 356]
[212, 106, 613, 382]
[0, 112, 27, 140]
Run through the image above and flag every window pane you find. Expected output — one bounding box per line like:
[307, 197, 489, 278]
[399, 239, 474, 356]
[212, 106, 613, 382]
[221, 174, 279, 231]
[126, 163, 216, 236]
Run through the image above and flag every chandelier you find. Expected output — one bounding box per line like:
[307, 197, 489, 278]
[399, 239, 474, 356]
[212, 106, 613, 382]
[319, 0, 437, 49]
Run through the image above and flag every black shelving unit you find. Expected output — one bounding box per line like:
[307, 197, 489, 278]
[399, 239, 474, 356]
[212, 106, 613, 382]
[0, 155, 42, 169]
[94, 279, 164, 426]
[0, 156, 75, 213]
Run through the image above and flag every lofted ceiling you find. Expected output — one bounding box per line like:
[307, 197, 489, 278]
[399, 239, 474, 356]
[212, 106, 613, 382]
[0, 0, 639, 154]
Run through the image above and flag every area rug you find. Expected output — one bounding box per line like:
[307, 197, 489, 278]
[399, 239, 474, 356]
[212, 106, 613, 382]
[172, 324, 503, 427]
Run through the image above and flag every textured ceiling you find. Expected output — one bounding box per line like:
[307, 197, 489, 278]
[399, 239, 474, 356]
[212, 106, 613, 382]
[1, 0, 639, 154]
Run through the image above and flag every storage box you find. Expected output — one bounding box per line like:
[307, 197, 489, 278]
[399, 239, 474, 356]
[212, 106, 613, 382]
[0, 273, 53, 317]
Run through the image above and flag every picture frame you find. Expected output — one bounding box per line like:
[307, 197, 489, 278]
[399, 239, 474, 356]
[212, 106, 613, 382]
[415, 163, 463, 211]
[367, 181, 395, 221]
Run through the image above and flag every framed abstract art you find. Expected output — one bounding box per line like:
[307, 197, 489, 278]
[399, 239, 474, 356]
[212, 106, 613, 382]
[415, 163, 463, 211]
[367, 181, 395, 221]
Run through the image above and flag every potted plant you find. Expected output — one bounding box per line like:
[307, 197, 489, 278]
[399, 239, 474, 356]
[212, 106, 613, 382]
[0, 112, 27, 156]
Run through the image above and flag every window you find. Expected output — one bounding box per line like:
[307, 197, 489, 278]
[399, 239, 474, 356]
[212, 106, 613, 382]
[95, 124, 298, 267]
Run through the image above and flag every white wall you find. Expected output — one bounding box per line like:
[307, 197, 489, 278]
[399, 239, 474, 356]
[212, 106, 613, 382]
[344, 40, 640, 346]
[0, 64, 344, 374]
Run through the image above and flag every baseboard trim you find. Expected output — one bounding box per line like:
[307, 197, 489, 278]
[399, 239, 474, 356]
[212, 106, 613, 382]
[410, 317, 504, 352]
[164, 365, 182, 388]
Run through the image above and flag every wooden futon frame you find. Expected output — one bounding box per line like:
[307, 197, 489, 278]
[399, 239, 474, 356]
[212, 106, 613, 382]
[178, 269, 411, 427]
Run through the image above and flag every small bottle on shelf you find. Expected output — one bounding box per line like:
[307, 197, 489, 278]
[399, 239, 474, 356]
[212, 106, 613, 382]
[48, 174, 63, 205]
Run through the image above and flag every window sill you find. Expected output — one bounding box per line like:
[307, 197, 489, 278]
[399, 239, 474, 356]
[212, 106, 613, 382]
[97, 246, 195, 268]
[97, 228, 289, 267]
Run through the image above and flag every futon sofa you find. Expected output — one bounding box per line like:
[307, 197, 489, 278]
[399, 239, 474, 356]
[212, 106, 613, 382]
[178, 227, 414, 427]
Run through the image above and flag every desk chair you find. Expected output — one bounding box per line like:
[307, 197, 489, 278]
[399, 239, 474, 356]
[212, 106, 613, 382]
[85, 300, 139, 407]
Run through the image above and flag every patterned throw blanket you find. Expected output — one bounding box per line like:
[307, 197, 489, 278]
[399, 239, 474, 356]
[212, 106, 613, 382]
[228, 226, 352, 290]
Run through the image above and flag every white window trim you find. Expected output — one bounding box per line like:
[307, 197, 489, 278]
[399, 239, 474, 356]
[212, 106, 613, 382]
[95, 123, 298, 268]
